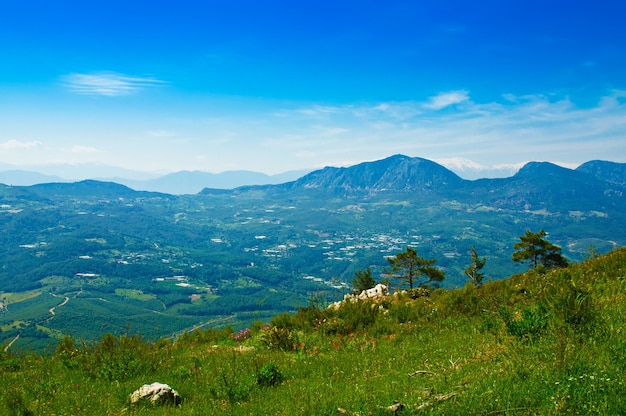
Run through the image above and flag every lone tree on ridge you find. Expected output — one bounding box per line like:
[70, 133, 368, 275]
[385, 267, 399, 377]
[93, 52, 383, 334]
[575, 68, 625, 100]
[385, 247, 444, 289]
[464, 246, 486, 287]
[512, 229, 568, 270]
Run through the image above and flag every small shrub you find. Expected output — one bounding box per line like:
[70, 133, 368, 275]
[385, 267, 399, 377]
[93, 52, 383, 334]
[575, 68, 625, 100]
[319, 317, 346, 335]
[406, 287, 430, 299]
[259, 326, 298, 351]
[334, 299, 380, 333]
[79, 333, 161, 381]
[544, 275, 596, 332]
[440, 283, 484, 316]
[212, 373, 252, 403]
[388, 301, 419, 324]
[256, 361, 284, 387]
[54, 334, 79, 369]
[271, 312, 298, 330]
[500, 304, 548, 340]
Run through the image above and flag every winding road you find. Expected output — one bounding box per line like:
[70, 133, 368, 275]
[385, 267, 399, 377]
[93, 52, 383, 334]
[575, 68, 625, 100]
[4, 334, 19, 352]
[48, 296, 70, 316]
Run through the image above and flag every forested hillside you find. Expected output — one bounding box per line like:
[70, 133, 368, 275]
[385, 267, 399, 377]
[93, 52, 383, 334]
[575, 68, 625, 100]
[1, 155, 624, 351]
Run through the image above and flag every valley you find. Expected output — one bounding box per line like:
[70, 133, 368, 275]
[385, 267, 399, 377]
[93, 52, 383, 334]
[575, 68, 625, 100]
[0, 155, 624, 352]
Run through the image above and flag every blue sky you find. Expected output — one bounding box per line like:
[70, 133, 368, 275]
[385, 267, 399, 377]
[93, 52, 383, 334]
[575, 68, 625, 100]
[1, 0, 625, 178]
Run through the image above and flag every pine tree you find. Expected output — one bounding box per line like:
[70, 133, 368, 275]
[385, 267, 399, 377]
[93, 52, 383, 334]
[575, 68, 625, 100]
[385, 247, 444, 289]
[512, 229, 568, 269]
[464, 246, 486, 287]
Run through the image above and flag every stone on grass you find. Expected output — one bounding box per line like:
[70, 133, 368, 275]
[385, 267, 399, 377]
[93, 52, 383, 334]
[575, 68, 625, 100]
[129, 382, 181, 406]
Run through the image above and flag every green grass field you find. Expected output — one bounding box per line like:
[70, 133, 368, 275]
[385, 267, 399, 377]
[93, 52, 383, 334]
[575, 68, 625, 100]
[1, 248, 625, 415]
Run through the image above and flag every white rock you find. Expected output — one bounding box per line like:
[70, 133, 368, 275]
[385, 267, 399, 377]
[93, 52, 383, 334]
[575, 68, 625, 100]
[130, 382, 181, 406]
[358, 284, 388, 299]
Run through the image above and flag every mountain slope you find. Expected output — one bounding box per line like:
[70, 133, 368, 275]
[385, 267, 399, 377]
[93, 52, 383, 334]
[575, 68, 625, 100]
[217, 154, 464, 197]
[215, 156, 624, 213]
[576, 160, 626, 188]
[288, 154, 463, 194]
[27, 180, 171, 200]
[460, 161, 622, 211]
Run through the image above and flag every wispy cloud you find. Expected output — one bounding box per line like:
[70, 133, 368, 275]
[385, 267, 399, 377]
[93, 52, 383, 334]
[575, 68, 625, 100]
[4, 88, 624, 176]
[267, 90, 626, 171]
[0, 139, 42, 149]
[62, 72, 165, 96]
[424, 90, 470, 110]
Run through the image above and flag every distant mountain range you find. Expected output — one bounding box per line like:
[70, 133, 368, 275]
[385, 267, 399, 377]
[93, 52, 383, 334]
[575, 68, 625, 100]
[1, 154, 625, 350]
[210, 155, 625, 209]
[3, 155, 623, 208]
[0, 168, 312, 194]
[2, 156, 620, 195]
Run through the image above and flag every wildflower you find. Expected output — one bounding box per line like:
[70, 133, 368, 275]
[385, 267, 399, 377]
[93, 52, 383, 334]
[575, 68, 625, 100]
[233, 328, 251, 342]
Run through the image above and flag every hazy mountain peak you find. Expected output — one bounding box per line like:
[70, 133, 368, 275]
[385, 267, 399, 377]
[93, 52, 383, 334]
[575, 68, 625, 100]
[280, 154, 462, 196]
[576, 160, 626, 187]
[514, 161, 571, 177]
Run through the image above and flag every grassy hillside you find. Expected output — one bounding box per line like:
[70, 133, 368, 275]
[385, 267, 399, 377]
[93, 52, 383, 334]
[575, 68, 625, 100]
[2, 248, 625, 415]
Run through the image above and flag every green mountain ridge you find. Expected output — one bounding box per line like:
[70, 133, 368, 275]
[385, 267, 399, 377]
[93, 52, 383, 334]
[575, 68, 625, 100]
[0, 155, 625, 351]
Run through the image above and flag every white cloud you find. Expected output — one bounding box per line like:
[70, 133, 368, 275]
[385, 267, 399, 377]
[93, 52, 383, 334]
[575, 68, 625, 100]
[266, 89, 626, 173]
[0, 139, 42, 149]
[492, 162, 529, 171]
[62, 72, 165, 96]
[424, 90, 470, 110]
[4, 87, 625, 176]
[434, 157, 486, 171]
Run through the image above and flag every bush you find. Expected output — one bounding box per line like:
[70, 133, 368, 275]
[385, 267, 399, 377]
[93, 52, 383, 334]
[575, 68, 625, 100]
[212, 373, 252, 404]
[256, 361, 284, 387]
[333, 299, 380, 334]
[259, 326, 298, 351]
[500, 304, 548, 341]
[78, 333, 168, 381]
[388, 301, 420, 324]
[440, 283, 483, 316]
[543, 273, 596, 332]
[406, 287, 430, 299]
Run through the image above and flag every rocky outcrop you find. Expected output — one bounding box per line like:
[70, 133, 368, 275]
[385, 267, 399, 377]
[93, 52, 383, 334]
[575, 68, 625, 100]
[328, 284, 388, 309]
[129, 382, 181, 406]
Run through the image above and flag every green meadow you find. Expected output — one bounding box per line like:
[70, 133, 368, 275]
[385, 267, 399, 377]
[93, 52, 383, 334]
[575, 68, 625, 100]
[2, 248, 625, 415]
